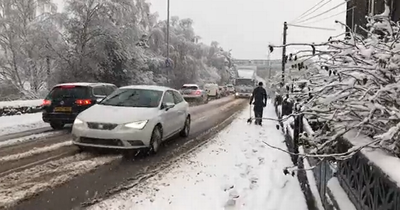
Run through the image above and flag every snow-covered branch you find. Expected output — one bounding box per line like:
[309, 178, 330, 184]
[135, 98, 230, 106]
[271, 4, 400, 157]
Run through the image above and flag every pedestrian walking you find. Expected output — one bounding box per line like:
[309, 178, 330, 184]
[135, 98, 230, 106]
[249, 82, 268, 125]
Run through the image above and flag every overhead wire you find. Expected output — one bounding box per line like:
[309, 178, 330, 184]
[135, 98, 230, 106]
[293, 0, 333, 23]
[287, 23, 336, 31]
[296, 0, 350, 24]
[301, 6, 355, 25]
[291, 0, 326, 23]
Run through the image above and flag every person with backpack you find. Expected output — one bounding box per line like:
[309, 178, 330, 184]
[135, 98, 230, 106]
[249, 82, 268, 125]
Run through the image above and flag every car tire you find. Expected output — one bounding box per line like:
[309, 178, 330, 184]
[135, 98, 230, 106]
[50, 122, 64, 130]
[149, 126, 162, 154]
[77, 145, 87, 152]
[180, 116, 191, 137]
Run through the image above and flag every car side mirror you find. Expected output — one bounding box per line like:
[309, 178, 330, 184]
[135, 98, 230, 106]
[97, 98, 104, 102]
[96, 96, 106, 103]
[163, 102, 175, 110]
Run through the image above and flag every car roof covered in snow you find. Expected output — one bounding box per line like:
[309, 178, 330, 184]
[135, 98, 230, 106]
[54, 82, 116, 87]
[182, 84, 198, 86]
[119, 85, 173, 92]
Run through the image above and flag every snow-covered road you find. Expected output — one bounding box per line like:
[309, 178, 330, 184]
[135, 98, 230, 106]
[89, 103, 308, 210]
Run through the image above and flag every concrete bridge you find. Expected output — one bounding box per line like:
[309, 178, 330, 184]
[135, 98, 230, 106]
[232, 59, 282, 79]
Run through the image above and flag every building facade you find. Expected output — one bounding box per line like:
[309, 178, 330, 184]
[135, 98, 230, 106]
[346, 0, 400, 35]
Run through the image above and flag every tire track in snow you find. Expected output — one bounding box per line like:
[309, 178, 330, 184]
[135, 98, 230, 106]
[0, 141, 71, 163]
[0, 153, 120, 208]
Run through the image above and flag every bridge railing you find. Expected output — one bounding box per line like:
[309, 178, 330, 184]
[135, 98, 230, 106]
[275, 101, 400, 210]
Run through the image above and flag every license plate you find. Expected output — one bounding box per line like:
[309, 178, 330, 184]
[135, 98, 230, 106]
[54, 107, 72, 112]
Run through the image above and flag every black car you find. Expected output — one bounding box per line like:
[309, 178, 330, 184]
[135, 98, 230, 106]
[42, 82, 117, 129]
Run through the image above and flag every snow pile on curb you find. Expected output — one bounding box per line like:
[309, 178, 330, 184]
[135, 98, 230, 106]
[0, 99, 42, 109]
[0, 99, 43, 117]
[0, 113, 47, 136]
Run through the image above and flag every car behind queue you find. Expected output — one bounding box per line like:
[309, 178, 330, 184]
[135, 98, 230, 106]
[71, 85, 191, 154]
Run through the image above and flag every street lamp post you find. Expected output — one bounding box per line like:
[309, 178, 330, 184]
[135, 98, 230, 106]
[166, 0, 170, 86]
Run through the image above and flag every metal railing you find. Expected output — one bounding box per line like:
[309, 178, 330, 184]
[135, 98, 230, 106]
[275, 99, 400, 210]
[336, 140, 400, 210]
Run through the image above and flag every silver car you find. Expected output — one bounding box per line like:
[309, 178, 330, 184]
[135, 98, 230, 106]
[71, 85, 191, 154]
[179, 84, 208, 104]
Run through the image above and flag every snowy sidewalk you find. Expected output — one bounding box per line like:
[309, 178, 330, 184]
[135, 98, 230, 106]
[90, 104, 308, 210]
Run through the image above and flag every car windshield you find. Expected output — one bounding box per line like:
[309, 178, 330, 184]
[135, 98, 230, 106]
[99, 88, 163, 108]
[235, 79, 253, 86]
[46, 86, 90, 99]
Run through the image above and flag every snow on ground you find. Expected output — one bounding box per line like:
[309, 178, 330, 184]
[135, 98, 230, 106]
[301, 147, 324, 210]
[89, 104, 308, 210]
[0, 113, 47, 136]
[0, 99, 42, 108]
[327, 178, 356, 210]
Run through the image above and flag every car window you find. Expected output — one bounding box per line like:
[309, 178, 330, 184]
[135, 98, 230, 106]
[46, 86, 90, 100]
[181, 86, 198, 90]
[104, 85, 116, 95]
[93, 86, 106, 96]
[162, 91, 175, 104]
[99, 88, 163, 108]
[172, 91, 184, 104]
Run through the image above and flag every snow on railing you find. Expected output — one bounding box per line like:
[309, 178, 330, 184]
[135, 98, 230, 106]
[343, 131, 400, 189]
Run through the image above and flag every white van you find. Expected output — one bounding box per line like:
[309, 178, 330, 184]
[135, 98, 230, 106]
[204, 83, 219, 98]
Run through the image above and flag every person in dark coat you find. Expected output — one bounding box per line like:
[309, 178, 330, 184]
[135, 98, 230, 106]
[249, 82, 268, 125]
[282, 94, 293, 116]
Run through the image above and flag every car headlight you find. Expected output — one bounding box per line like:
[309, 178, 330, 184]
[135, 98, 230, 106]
[235, 92, 239, 95]
[124, 120, 148, 129]
[74, 118, 84, 125]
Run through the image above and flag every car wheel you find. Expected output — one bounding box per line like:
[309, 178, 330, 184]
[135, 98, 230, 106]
[149, 126, 162, 154]
[180, 116, 191, 137]
[50, 122, 64, 130]
[77, 145, 89, 153]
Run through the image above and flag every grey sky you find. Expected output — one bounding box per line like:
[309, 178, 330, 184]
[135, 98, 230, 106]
[53, 0, 347, 60]
[149, 0, 347, 59]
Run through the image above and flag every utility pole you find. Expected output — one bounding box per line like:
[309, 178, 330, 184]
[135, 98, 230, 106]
[281, 21, 288, 88]
[166, 0, 170, 86]
[267, 50, 271, 79]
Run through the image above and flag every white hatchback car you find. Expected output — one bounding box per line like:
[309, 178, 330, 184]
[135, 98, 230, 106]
[71, 85, 191, 154]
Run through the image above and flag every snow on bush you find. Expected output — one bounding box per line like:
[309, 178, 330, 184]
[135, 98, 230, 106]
[272, 4, 400, 157]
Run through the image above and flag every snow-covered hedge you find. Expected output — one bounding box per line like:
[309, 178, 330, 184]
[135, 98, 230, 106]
[0, 100, 42, 116]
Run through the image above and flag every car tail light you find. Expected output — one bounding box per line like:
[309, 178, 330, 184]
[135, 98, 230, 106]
[194, 90, 202, 95]
[75, 99, 92, 105]
[42, 100, 51, 106]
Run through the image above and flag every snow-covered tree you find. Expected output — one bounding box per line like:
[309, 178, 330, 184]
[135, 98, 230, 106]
[0, 0, 58, 98]
[272, 2, 400, 157]
[0, 0, 233, 98]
